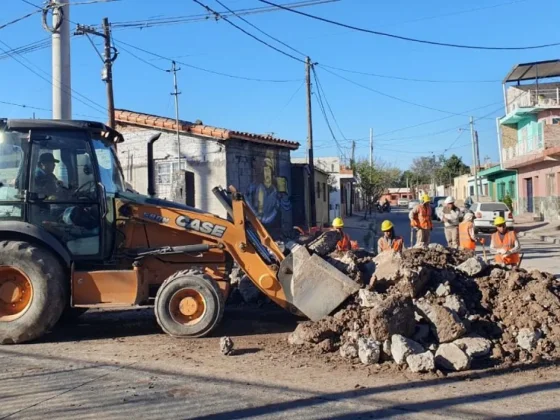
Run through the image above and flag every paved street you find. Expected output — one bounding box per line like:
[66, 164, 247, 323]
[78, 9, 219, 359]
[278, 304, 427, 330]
[345, 207, 560, 277]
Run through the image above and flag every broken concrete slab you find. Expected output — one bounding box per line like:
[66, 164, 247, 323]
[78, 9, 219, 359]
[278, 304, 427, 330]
[443, 295, 467, 317]
[456, 257, 487, 277]
[406, 351, 435, 373]
[358, 337, 381, 365]
[435, 343, 471, 371]
[453, 336, 492, 358]
[391, 334, 424, 365]
[369, 295, 416, 341]
[415, 300, 467, 343]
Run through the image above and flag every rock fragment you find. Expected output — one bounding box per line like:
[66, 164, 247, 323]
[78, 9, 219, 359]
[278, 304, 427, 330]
[406, 351, 435, 373]
[358, 289, 382, 308]
[443, 295, 467, 317]
[517, 328, 541, 351]
[435, 343, 471, 371]
[456, 257, 487, 277]
[391, 334, 424, 365]
[220, 336, 234, 355]
[340, 342, 358, 359]
[358, 337, 381, 365]
[369, 295, 416, 341]
[415, 301, 467, 343]
[436, 283, 451, 297]
[453, 336, 492, 358]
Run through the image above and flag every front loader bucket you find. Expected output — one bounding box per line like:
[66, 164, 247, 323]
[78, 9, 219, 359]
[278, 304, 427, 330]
[278, 244, 360, 321]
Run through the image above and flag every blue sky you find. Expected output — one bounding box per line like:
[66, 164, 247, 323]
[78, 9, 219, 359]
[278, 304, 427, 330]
[2, 0, 560, 169]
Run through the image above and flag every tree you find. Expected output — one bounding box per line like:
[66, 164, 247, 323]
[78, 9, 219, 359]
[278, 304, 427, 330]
[436, 154, 470, 186]
[409, 156, 441, 185]
[354, 159, 400, 217]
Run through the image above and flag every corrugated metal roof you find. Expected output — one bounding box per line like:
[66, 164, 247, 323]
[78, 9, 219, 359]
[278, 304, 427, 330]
[504, 60, 560, 83]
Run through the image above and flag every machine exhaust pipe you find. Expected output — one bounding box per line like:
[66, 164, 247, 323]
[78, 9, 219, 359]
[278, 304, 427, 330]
[147, 133, 162, 198]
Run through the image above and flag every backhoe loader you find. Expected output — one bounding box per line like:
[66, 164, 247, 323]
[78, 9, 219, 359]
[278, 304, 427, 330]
[0, 119, 359, 344]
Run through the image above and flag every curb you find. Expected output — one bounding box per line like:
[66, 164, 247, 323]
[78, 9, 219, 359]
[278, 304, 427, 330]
[518, 230, 560, 245]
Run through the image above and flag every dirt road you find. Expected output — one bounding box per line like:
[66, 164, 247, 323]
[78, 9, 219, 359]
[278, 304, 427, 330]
[1, 306, 559, 419]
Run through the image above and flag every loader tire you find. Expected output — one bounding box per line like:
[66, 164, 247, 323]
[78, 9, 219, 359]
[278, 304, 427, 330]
[155, 269, 224, 338]
[0, 241, 67, 344]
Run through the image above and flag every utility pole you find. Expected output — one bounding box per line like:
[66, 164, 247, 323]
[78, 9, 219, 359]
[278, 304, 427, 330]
[351, 140, 356, 165]
[369, 128, 373, 167]
[168, 61, 182, 167]
[75, 18, 118, 126]
[49, 0, 72, 119]
[306, 56, 316, 228]
[470, 116, 480, 201]
[475, 130, 483, 196]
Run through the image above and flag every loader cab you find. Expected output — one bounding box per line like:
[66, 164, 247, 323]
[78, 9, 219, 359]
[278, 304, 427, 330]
[0, 119, 125, 263]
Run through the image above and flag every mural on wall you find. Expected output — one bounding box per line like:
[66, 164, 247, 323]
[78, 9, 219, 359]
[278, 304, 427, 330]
[246, 149, 292, 236]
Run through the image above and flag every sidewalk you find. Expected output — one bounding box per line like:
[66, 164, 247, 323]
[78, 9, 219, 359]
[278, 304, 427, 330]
[517, 221, 560, 244]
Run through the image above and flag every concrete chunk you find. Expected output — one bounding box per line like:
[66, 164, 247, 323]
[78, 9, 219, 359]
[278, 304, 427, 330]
[435, 343, 471, 371]
[391, 334, 424, 365]
[453, 336, 492, 358]
[406, 351, 435, 373]
[456, 257, 487, 277]
[358, 337, 381, 365]
[415, 300, 467, 343]
[517, 328, 541, 351]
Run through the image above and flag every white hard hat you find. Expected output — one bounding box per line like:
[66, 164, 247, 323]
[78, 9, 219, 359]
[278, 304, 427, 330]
[444, 196, 455, 205]
[464, 212, 474, 221]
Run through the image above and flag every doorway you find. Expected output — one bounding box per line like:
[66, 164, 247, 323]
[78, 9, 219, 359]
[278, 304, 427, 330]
[525, 178, 534, 213]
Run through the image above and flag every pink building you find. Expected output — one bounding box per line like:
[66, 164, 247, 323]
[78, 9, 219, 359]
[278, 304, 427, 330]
[500, 60, 560, 221]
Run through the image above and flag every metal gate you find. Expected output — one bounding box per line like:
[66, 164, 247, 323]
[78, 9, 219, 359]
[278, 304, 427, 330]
[526, 178, 534, 213]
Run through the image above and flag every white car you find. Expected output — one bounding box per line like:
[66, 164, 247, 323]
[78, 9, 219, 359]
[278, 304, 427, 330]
[397, 197, 409, 207]
[471, 202, 514, 233]
[408, 199, 420, 210]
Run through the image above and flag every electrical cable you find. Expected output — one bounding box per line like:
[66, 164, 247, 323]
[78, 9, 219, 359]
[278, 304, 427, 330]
[191, 0, 305, 63]
[113, 41, 168, 72]
[214, 0, 306, 58]
[0, 100, 105, 119]
[312, 66, 348, 142]
[0, 10, 40, 31]
[257, 0, 560, 51]
[112, 37, 301, 83]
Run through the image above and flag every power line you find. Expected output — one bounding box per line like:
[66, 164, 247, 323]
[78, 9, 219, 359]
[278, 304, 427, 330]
[319, 66, 488, 118]
[0, 38, 106, 114]
[0, 100, 104, 119]
[214, 0, 306, 58]
[319, 64, 500, 84]
[191, 0, 305, 63]
[312, 66, 348, 141]
[257, 0, 560, 51]
[113, 37, 301, 83]
[0, 10, 40, 31]
[114, 41, 167, 72]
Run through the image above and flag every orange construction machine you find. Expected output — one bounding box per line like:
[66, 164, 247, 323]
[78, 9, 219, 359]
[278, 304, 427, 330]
[0, 119, 358, 344]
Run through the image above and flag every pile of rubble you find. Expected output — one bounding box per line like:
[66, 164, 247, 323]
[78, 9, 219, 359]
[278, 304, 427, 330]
[288, 245, 560, 373]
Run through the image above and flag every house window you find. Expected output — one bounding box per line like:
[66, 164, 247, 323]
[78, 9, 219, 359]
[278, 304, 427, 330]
[317, 181, 320, 199]
[553, 118, 560, 125]
[509, 180, 516, 198]
[390, 195, 397, 200]
[546, 173, 556, 196]
[322, 183, 326, 202]
[157, 160, 187, 185]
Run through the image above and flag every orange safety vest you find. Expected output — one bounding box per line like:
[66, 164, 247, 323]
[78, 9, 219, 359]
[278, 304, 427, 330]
[412, 204, 433, 230]
[491, 230, 520, 265]
[459, 221, 476, 250]
[337, 233, 352, 251]
[379, 236, 404, 253]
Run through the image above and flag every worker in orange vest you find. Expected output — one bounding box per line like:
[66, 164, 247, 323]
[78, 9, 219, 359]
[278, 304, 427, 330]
[490, 216, 521, 266]
[409, 194, 433, 248]
[332, 217, 359, 251]
[459, 212, 476, 250]
[377, 220, 404, 254]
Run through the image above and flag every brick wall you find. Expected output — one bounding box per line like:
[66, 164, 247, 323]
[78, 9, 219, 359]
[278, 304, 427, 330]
[544, 124, 560, 148]
[501, 124, 517, 148]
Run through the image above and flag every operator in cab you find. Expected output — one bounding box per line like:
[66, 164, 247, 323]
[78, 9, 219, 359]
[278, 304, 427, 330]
[490, 216, 521, 266]
[377, 220, 404, 253]
[34, 153, 63, 197]
[409, 194, 433, 248]
[332, 217, 358, 251]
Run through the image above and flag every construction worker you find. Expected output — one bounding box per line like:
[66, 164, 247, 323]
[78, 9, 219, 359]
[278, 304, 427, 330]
[442, 196, 460, 248]
[332, 217, 358, 251]
[459, 212, 476, 250]
[377, 220, 404, 253]
[409, 194, 433, 248]
[490, 216, 521, 266]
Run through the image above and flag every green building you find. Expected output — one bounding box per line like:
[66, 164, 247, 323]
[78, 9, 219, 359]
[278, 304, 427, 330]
[478, 165, 518, 211]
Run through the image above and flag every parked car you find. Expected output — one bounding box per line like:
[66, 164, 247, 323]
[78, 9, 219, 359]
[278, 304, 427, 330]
[471, 202, 514, 233]
[435, 199, 445, 221]
[408, 199, 420, 210]
[397, 197, 410, 207]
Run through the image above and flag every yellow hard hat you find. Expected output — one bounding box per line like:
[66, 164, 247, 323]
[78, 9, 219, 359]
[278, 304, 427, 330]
[422, 194, 431, 203]
[381, 220, 393, 231]
[494, 216, 506, 226]
[332, 217, 344, 228]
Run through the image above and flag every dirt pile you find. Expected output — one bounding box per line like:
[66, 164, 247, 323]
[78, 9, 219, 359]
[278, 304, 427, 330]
[289, 246, 560, 373]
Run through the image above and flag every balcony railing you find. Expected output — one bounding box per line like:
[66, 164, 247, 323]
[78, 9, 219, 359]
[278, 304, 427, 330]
[502, 134, 544, 162]
[507, 88, 560, 114]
